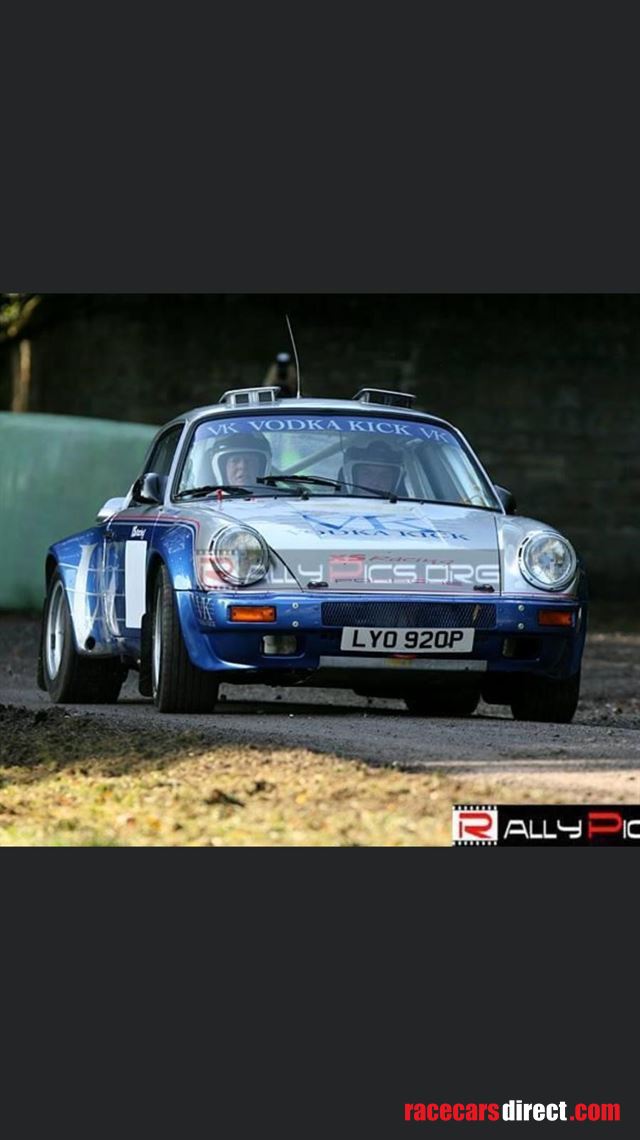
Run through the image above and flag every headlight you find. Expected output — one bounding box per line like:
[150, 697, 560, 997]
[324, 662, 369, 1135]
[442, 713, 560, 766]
[210, 525, 269, 586]
[519, 531, 577, 591]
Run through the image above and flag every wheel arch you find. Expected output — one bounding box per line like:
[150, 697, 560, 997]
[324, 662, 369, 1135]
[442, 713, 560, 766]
[45, 552, 58, 589]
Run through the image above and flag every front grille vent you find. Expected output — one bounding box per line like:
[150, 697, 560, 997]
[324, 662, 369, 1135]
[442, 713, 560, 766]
[321, 601, 496, 629]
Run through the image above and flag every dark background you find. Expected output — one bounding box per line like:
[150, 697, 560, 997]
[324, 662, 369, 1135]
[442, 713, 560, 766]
[5, 856, 634, 1139]
[2, 293, 638, 601]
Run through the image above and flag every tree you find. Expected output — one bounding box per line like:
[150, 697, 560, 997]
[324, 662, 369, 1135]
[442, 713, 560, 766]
[0, 293, 41, 341]
[0, 294, 41, 411]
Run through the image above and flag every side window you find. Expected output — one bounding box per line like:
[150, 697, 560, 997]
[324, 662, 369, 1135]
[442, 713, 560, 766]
[131, 425, 184, 503]
[144, 426, 184, 478]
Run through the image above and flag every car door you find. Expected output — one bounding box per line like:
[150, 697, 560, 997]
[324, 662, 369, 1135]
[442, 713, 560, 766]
[103, 424, 185, 649]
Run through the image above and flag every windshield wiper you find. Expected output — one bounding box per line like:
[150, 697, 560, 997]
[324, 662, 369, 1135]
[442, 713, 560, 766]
[400, 497, 499, 511]
[175, 483, 308, 501]
[176, 485, 255, 500]
[258, 474, 397, 501]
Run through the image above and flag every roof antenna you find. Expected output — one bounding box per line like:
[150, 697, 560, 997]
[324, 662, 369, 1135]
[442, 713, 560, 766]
[285, 314, 302, 399]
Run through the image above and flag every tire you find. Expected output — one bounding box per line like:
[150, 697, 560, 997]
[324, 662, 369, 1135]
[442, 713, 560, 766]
[151, 565, 219, 713]
[510, 671, 580, 724]
[40, 570, 126, 704]
[404, 686, 480, 718]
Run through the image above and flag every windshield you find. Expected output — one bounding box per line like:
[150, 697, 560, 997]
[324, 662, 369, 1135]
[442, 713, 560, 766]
[176, 413, 500, 508]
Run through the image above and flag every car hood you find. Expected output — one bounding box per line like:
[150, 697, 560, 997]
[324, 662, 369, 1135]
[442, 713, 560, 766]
[203, 497, 502, 593]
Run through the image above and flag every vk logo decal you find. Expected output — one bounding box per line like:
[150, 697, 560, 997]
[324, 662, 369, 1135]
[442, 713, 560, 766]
[299, 513, 469, 540]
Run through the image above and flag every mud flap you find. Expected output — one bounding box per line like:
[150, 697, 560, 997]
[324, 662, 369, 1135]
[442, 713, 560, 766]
[36, 598, 47, 691]
[138, 612, 153, 697]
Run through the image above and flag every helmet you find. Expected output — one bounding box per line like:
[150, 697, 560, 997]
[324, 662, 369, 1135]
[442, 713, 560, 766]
[209, 430, 272, 485]
[342, 440, 404, 494]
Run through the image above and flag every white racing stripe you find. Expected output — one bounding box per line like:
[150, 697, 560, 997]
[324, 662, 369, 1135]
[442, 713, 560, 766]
[125, 541, 147, 629]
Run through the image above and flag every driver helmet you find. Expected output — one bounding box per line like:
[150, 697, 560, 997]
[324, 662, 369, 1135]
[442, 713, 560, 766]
[209, 430, 272, 486]
[342, 440, 404, 495]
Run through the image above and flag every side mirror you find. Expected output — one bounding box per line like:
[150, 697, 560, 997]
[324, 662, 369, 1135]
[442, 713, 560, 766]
[495, 485, 517, 515]
[132, 472, 165, 505]
[96, 497, 126, 522]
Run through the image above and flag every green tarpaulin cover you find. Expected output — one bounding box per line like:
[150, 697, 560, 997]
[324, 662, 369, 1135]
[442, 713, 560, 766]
[0, 413, 156, 610]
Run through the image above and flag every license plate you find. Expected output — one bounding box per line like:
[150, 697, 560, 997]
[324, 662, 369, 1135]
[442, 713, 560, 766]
[340, 627, 475, 653]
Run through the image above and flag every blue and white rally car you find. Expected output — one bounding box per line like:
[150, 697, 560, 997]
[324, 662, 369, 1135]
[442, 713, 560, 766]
[38, 387, 587, 721]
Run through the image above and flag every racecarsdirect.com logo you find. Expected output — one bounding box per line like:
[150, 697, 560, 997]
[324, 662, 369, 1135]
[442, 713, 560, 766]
[404, 1101, 621, 1123]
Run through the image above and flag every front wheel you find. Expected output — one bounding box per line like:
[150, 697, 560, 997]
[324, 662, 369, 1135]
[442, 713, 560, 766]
[404, 686, 480, 718]
[510, 672, 581, 724]
[151, 566, 219, 713]
[40, 570, 126, 703]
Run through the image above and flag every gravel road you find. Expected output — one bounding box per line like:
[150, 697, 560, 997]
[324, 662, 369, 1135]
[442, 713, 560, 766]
[2, 616, 639, 776]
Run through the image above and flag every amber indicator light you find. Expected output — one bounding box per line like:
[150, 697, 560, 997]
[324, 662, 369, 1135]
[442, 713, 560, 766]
[537, 610, 574, 627]
[229, 606, 277, 622]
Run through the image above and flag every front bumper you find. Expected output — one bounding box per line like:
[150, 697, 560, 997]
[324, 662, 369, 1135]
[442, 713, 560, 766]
[175, 590, 587, 685]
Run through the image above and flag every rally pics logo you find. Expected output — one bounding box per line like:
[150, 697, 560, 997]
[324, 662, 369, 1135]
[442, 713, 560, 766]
[453, 805, 640, 845]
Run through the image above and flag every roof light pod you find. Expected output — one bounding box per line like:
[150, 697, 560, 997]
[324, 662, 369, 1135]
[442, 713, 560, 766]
[219, 387, 280, 408]
[354, 389, 416, 408]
